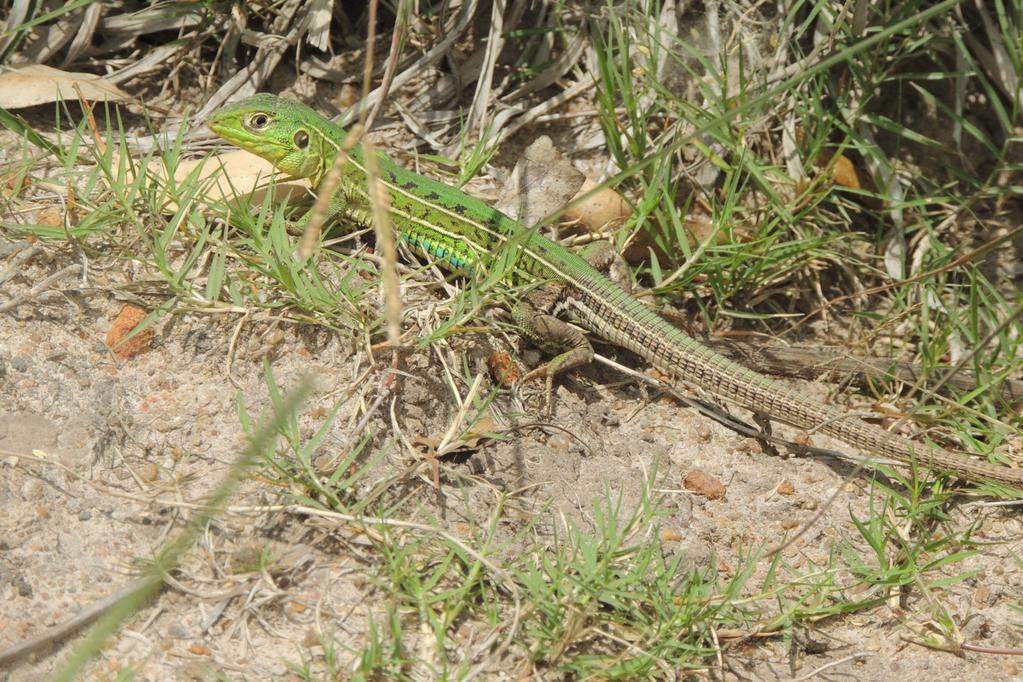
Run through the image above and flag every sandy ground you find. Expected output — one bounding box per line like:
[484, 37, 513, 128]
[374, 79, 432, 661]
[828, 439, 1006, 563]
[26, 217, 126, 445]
[2, 234, 1022, 681]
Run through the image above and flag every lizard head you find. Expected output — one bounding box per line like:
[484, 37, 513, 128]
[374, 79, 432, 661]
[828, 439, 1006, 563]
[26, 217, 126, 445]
[208, 93, 325, 179]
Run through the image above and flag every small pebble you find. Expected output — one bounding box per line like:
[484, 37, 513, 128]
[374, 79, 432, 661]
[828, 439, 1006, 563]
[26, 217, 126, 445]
[139, 462, 159, 482]
[21, 479, 44, 500]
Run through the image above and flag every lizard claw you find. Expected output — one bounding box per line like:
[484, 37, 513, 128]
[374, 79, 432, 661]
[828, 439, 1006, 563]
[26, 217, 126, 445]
[522, 365, 556, 418]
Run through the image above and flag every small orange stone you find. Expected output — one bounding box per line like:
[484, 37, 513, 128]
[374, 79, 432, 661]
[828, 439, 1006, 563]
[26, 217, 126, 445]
[106, 305, 154, 358]
[36, 207, 64, 227]
[794, 431, 814, 447]
[682, 469, 726, 500]
[830, 154, 861, 189]
[738, 438, 763, 455]
[138, 462, 159, 483]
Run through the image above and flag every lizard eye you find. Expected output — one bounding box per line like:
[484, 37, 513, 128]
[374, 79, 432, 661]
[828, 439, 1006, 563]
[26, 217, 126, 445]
[249, 113, 270, 129]
[294, 130, 309, 149]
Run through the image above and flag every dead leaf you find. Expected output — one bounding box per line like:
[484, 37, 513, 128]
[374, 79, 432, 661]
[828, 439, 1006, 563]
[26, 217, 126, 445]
[495, 136, 585, 227]
[0, 64, 132, 109]
[411, 417, 500, 457]
[462, 417, 497, 448]
[487, 351, 520, 384]
[412, 435, 441, 451]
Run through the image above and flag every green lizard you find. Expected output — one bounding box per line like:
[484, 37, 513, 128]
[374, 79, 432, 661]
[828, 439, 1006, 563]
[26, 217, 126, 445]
[207, 93, 1023, 487]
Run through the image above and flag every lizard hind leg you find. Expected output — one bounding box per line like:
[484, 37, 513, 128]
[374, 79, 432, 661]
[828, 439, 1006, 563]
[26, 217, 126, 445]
[514, 241, 627, 413]
[515, 283, 595, 414]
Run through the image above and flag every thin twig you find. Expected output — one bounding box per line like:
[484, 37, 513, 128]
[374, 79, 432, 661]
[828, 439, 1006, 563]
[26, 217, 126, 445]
[0, 576, 160, 669]
[0, 263, 82, 313]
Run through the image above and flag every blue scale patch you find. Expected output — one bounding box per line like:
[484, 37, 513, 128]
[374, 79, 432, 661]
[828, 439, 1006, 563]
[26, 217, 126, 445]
[399, 234, 475, 274]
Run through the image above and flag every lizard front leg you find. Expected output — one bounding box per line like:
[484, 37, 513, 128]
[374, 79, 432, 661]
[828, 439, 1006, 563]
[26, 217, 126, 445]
[295, 188, 361, 232]
[292, 188, 368, 259]
[577, 240, 631, 292]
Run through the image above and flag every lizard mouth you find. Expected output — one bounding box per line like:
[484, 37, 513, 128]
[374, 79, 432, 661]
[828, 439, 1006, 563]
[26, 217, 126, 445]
[208, 115, 290, 165]
[206, 116, 228, 136]
[208, 114, 254, 144]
